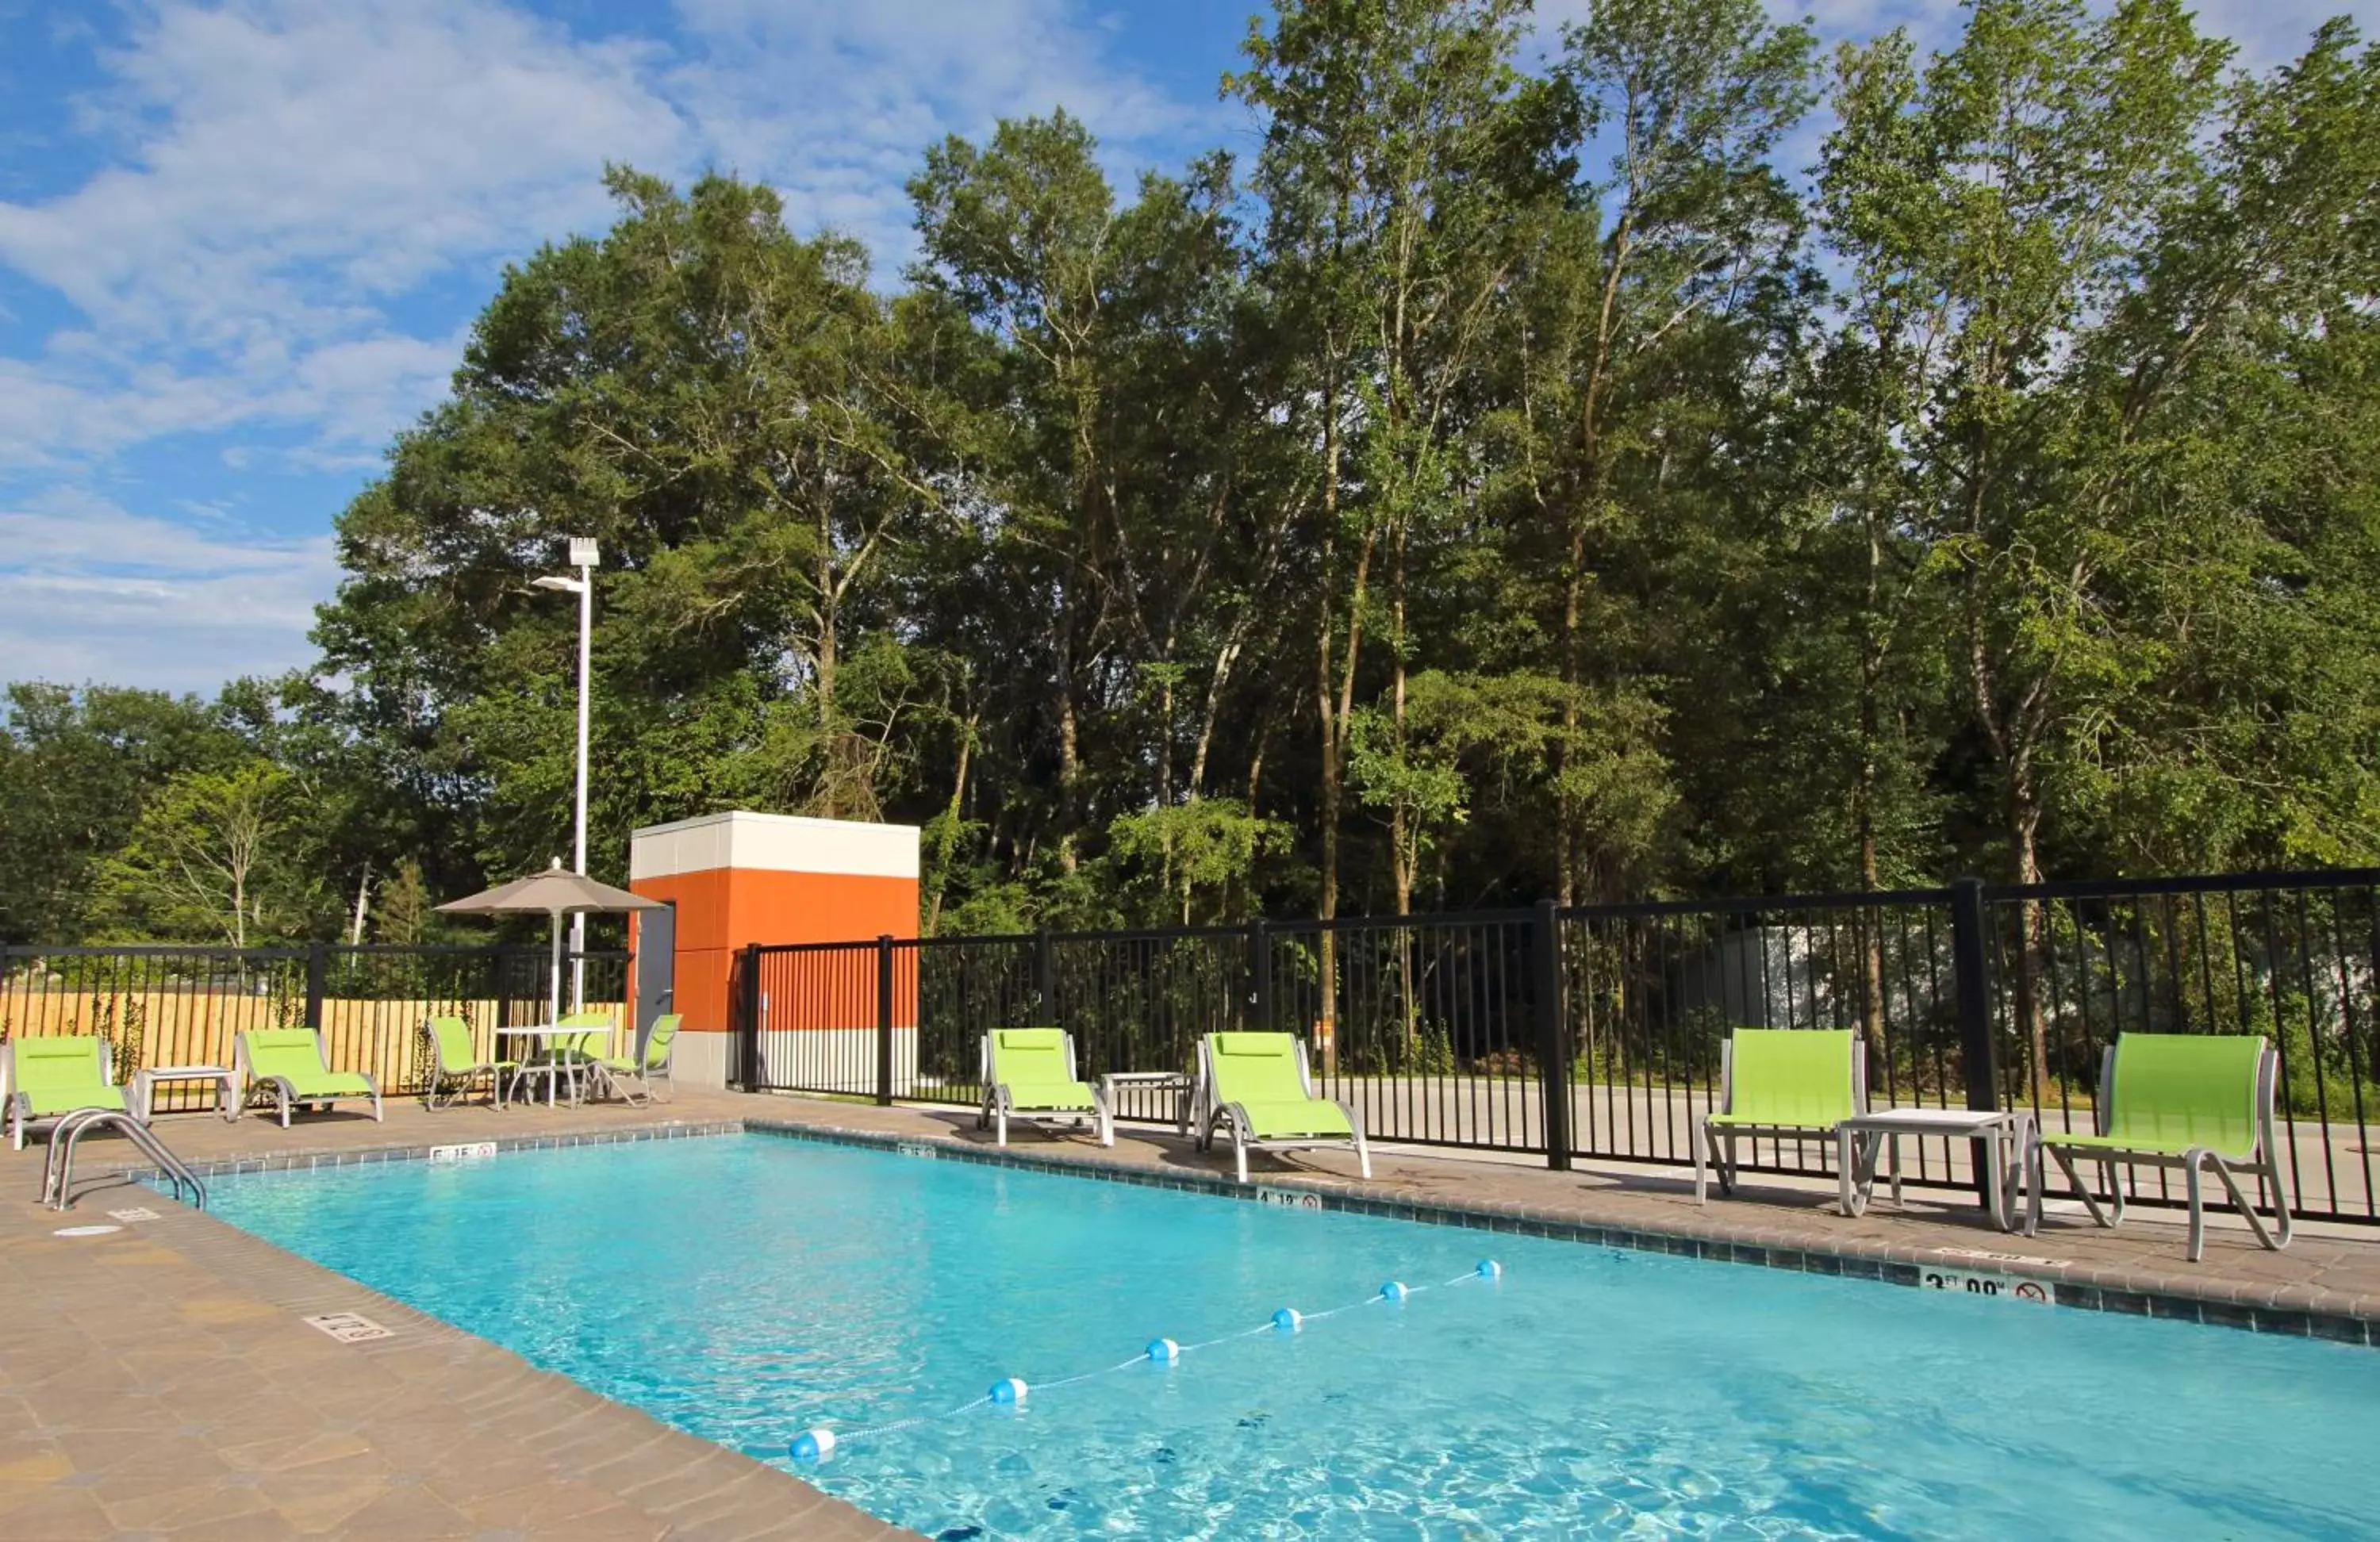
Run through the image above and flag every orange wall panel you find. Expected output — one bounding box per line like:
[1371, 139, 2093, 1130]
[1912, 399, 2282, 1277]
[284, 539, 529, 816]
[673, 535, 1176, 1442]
[630, 867, 919, 1035]
[724, 870, 916, 949]
[629, 869, 733, 952]
[672, 947, 731, 1036]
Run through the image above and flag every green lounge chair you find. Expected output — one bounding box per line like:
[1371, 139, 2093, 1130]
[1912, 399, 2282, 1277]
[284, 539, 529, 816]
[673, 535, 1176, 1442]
[1695, 1029, 1864, 1204]
[421, 1015, 516, 1110]
[5, 1036, 128, 1150]
[236, 1028, 382, 1128]
[2036, 1033, 2292, 1262]
[1196, 1031, 1369, 1183]
[593, 1015, 680, 1107]
[977, 1028, 1107, 1145]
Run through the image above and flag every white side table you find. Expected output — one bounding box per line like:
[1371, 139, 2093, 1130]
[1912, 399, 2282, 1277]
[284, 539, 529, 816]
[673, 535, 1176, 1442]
[1837, 1107, 2038, 1234]
[1097, 1072, 1196, 1145]
[130, 1065, 240, 1123]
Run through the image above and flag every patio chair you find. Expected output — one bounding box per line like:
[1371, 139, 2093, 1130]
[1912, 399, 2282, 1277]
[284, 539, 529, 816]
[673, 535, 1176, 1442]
[5, 1036, 128, 1150]
[1695, 1029, 1865, 1204]
[1196, 1031, 1370, 1183]
[2036, 1033, 2293, 1262]
[593, 1015, 680, 1107]
[236, 1028, 383, 1128]
[977, 1028, 1107, 1145]
[420, 1015, 516, 1111]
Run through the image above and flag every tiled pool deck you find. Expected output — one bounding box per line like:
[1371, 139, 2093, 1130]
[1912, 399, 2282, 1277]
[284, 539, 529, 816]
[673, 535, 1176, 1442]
[6, 1088, 2378, 1539]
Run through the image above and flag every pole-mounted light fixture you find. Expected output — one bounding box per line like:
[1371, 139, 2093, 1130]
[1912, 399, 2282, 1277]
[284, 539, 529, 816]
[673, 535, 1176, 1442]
[534, 535, 598, 1010]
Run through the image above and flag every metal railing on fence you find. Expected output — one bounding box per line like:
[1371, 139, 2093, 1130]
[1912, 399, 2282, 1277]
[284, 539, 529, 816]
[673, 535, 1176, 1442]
[0, 942, 629, 1109]
[731, 867, 2380, 1226]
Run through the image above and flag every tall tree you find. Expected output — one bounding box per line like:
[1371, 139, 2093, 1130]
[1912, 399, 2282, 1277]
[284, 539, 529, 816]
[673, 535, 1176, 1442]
[1231, 0, 1546, 926]
[91, 761, 318, 948]
[0, 685, 242, 945]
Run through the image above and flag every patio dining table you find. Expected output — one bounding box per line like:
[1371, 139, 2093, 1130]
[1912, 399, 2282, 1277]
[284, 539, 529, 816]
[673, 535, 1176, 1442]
[496, 1024, 618, 1108]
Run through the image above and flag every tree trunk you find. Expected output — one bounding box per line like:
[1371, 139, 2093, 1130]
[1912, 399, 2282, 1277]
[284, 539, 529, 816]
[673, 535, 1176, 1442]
[1390, 521, 1413, 919]
[1314, 358, 1345, 1072]
[2010, 777, 2049, 1110]
[1858, 522, 1886, 1050]
[923, 713, 977, 939]
[1188, 637, 1241, 799]
[1055, 601, 1082, 875]
[348, 859, 373, 949]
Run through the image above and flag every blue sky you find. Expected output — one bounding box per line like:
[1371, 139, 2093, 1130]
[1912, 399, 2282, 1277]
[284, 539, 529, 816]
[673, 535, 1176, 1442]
[2, 0, 2370, 696]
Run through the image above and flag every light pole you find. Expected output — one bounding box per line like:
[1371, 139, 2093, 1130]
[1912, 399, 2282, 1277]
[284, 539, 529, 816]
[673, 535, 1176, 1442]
[533, 535, 598, 1009]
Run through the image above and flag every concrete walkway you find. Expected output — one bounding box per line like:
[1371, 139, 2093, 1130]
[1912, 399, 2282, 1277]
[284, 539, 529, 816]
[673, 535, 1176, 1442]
[3, 1085, 2376, 1540]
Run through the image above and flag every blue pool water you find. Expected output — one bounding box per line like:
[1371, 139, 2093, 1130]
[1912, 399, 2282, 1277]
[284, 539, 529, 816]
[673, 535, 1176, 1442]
[207, 1135, 2378, 1540]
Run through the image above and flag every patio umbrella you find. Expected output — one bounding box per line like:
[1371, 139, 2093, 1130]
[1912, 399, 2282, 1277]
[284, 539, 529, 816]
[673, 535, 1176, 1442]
[436, 860, 664, 1022]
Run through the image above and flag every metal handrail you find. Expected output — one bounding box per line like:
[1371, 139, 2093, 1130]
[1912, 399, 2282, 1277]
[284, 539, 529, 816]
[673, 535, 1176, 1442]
[40, 1107, 206, 1212]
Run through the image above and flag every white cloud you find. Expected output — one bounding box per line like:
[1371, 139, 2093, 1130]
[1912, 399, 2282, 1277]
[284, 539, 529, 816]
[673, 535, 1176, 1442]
[667, 0, 1223, 262]
[0, 0, 1215, 483]
[0, 0, 1212, 691]
[0, 489, 337, 692]
[0, 0, 691, 473]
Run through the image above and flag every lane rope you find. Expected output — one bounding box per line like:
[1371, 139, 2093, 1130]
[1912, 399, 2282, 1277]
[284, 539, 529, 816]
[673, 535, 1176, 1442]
[788, 1259, 1503, 1462]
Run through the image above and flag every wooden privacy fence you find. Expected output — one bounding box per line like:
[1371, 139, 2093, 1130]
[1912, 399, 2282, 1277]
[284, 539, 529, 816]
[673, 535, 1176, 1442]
[0, 944, 628, 1112]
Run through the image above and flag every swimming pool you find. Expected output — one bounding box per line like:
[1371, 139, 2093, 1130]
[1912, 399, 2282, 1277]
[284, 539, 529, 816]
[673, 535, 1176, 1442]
[207, 1133, 2378, 1540]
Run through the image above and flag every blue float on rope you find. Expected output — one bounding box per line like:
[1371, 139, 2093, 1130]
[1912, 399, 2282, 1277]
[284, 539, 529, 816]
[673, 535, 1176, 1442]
[789, 1429, 835, 1461]
[1146, 1337, 1180, 1363]
[989, 1376, 1029, 1405]
[1272, 1307, 1302, 1333]
[1476, 1259, 1502, 1279]
[1380, 1281, 1409, 1302]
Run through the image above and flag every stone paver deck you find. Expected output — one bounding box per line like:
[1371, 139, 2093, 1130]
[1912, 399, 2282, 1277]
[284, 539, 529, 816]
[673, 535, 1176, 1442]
[5, 1084, 2378, 1540]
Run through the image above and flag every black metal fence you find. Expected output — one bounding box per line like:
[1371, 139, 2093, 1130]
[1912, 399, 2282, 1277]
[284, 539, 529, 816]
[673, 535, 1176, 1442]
[0, 942, 629, 1108]
[735, 869, 2380, 1226]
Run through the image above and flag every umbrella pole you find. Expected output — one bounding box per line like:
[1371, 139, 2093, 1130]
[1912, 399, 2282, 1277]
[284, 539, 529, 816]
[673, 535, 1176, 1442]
[549, 914, 564, 1025]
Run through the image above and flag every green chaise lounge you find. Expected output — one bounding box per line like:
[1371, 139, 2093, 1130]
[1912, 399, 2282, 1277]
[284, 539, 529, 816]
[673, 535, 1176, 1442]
[422, 1015, 516, 1110]
[593, 1014, 681, 1107]
[236, 1027, 382, 1127]
[2036, 1032, 2292, 1262]
[5, 1035, 127, 1150]
[977, 1028, 1107, 1145]
[1695, 1028, 1865, 1204]
[1196, 1031, 1370, 1183]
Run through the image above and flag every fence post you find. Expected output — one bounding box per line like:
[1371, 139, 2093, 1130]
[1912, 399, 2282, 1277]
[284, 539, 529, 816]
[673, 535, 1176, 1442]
[1950, 876, 2001, 1205]
[876, 934, 896, 1107]
[729, 946, 754, 1092]
[1035, 928, 1057, 1022]
[1249, 919, 1272, 1034]
[304, 941, 328, 1031]
[1533, 900, 1573, 1172]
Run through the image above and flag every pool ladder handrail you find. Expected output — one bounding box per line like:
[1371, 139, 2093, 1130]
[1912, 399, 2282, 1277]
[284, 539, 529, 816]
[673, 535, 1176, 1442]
[40, 1107, 207, 1212]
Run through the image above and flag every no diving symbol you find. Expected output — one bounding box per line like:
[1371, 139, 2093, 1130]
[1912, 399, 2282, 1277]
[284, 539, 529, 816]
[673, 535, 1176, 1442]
[2013, 1281, 2052, 1305]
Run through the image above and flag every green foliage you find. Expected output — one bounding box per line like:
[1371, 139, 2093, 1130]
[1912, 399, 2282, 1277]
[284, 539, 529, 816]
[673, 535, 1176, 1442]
[0, 685, 244, 944]
[11, 1, 2380, 944]
[1102, 800, 1290, 927]
[91, 761, 321, 949]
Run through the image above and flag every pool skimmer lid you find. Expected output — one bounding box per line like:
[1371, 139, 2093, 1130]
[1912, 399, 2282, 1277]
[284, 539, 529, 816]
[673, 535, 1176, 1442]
[52, 1224, 121, 1237]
